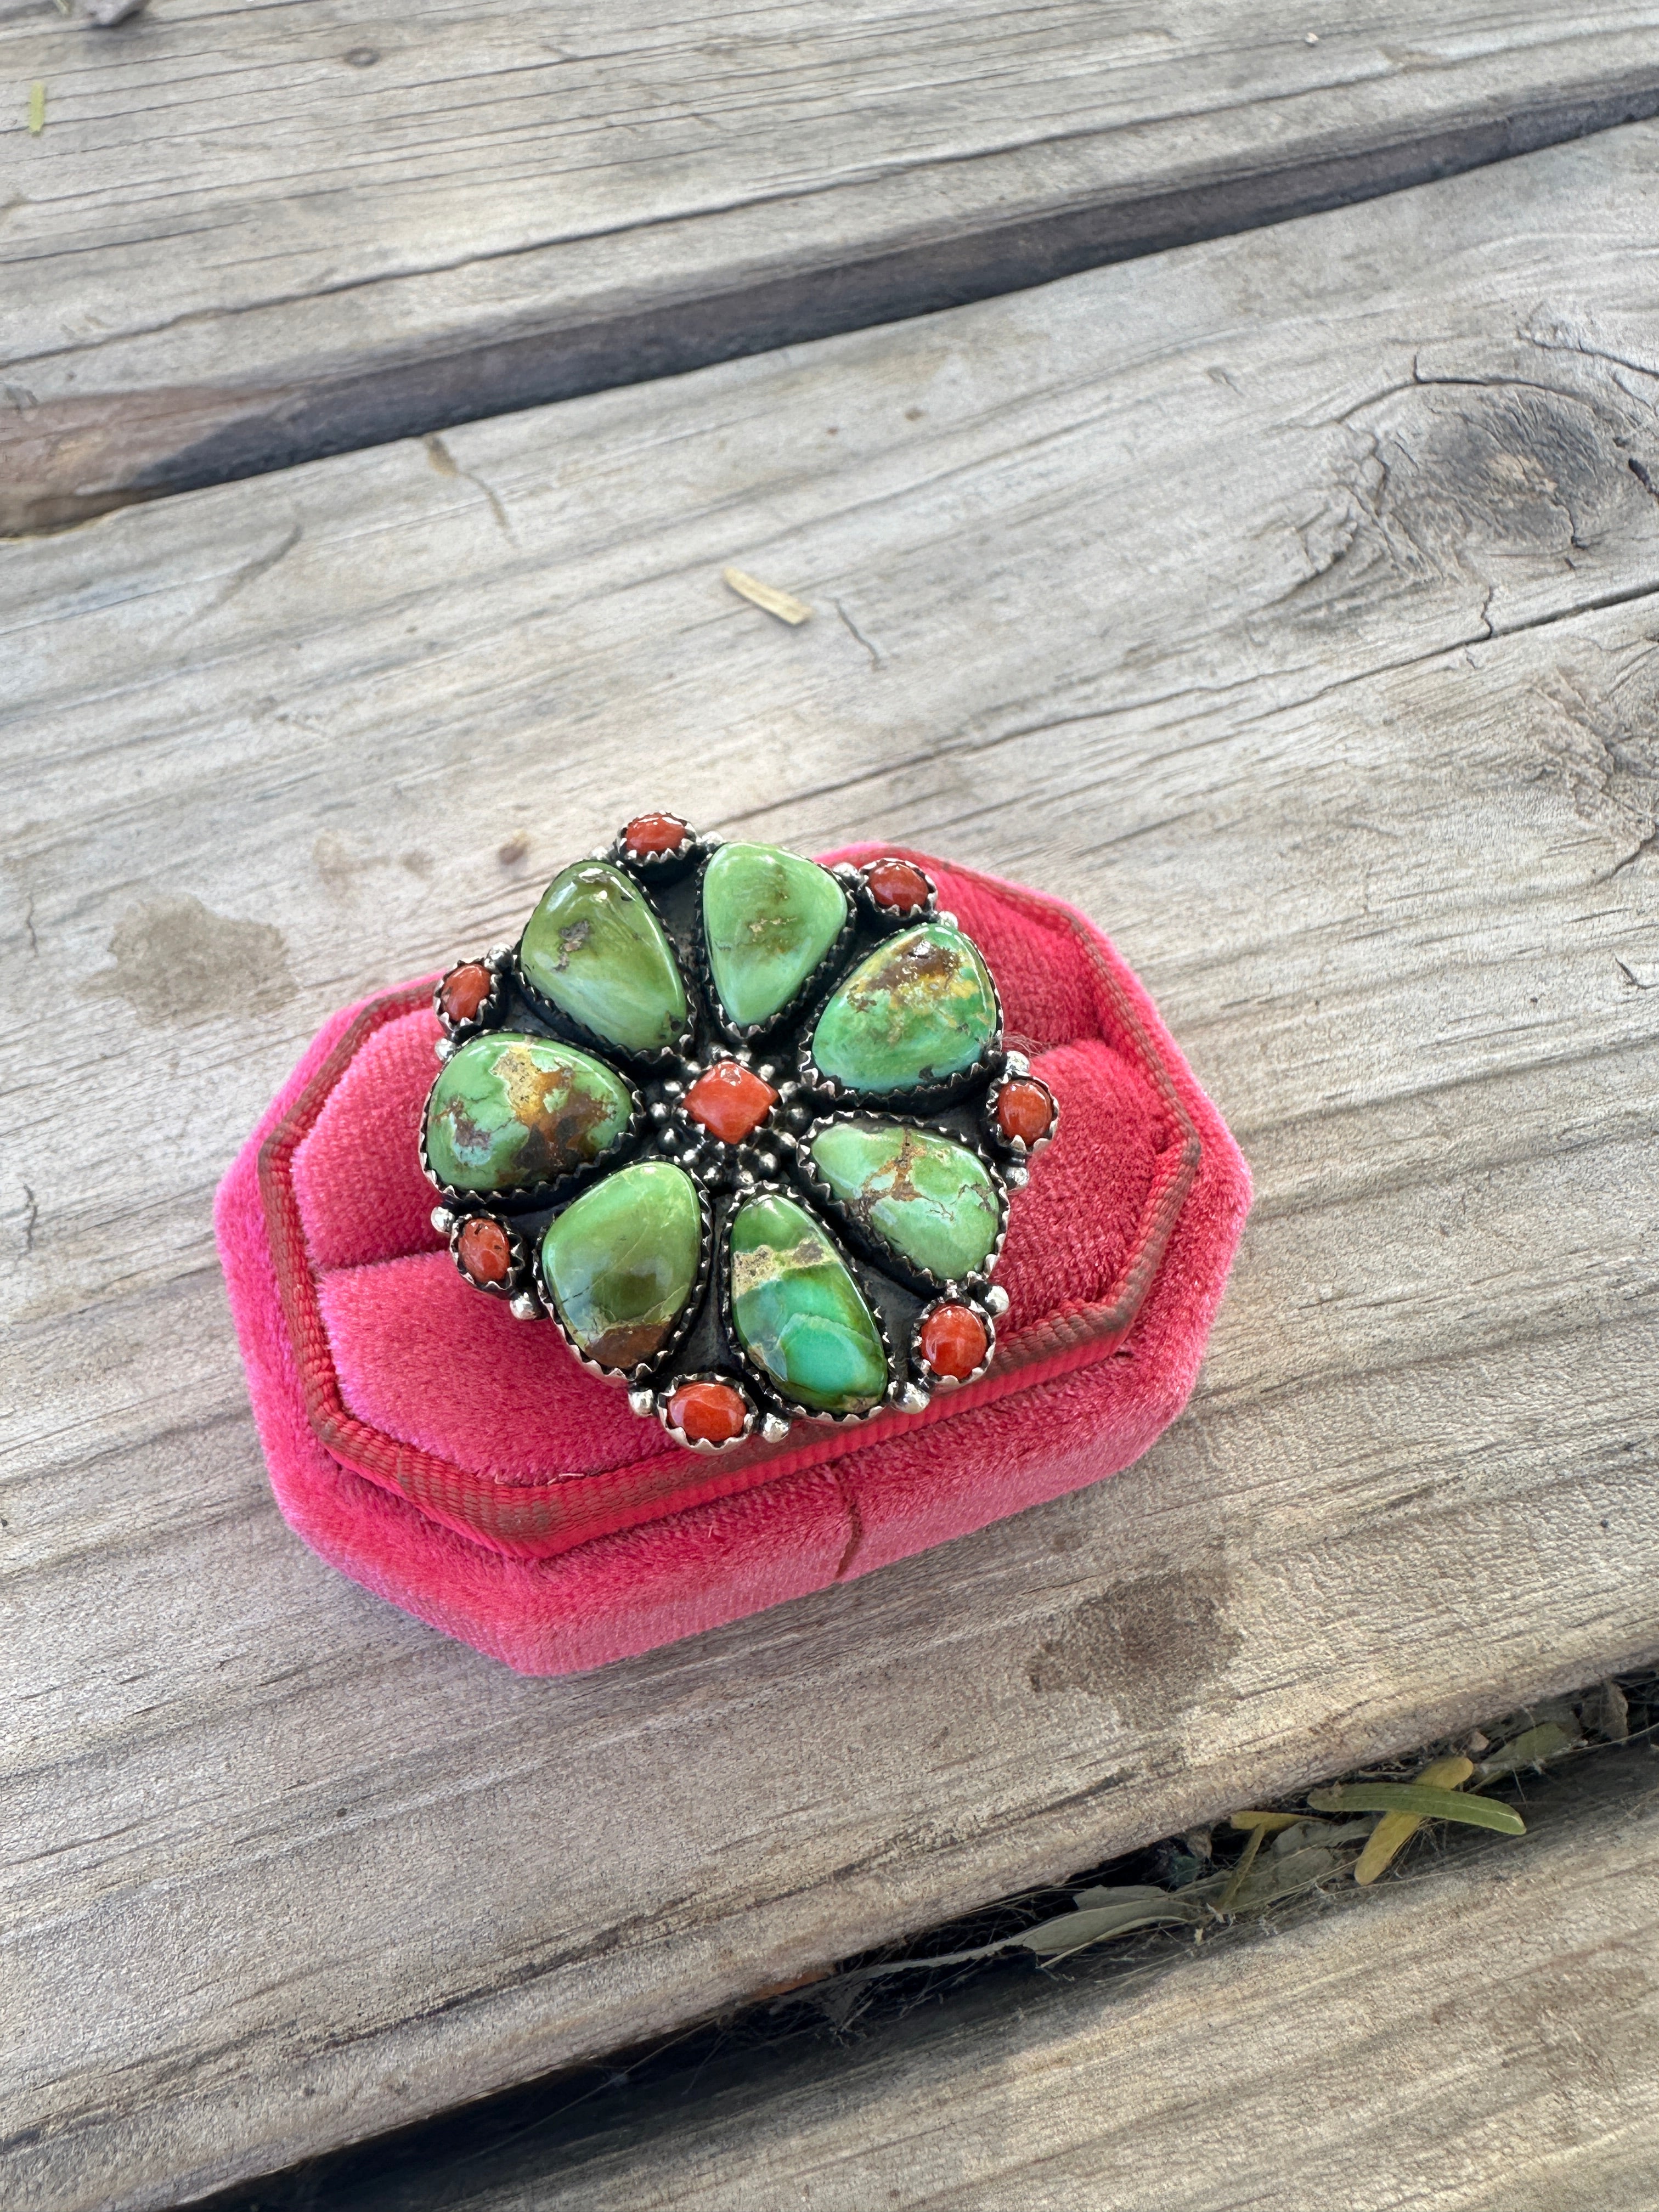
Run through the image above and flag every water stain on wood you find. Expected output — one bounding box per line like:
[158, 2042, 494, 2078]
[313, 831, 430, 895]
[1026, 1568, 1242, 1725]
[84, 894, 295, 1023]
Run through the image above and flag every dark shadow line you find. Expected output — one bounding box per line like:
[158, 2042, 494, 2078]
[13, 77, 1659, 532]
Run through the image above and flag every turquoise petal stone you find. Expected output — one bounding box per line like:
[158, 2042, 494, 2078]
[810, 924, 997, 1093]
[809, 1119, 1000, 1282]
[520, 860, 688, 1057]
[425, 1032, 634, 1193]
[702, 841, 848, 1029]
[542, 1161, 702, 1370]
[729, 1194, 888, 1414]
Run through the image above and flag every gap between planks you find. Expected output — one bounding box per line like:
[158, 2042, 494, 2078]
[186, 1737, 1659, 2212]
[9, 2, 1659, 524]
[436, 1746, 1659, 2212]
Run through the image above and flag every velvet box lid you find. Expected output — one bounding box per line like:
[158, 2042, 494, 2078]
[216, 847, 1250, 1675]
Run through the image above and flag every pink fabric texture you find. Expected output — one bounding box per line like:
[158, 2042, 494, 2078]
[215, 850, 1250, 1674]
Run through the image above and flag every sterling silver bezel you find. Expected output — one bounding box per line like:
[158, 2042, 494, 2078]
[514, 855, 699, 1069]
[535, 1165, 715, 1384]
[432, 948, 513, 1044]
[609, 814, 704, 880]
[651, 1371, 759, 1452]
[794, 1107, 1010, 1297]
[854, 856, 939, 926]
[910, 1293, 998, 1392]
[981, 1061, 1060, 1166]
[444, 1211, 535, 1303]
[794, 919, 1007, 1108]
[694, 849, 862, 1047]
[418, 1035, 648, 1214]
[665, 1048, 785, 1178]
[718, 1180, 908, 1429]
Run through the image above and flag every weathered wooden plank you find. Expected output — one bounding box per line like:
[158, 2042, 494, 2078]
[9, 0, 1659, 527]
[6, 119, 1659, 2211]
[447, 1747, 1659, 2212]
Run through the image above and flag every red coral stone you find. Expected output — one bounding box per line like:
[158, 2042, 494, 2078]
[668, 1379, 749, 1445]
[684, 1060, 778, 1144]
[996, 1077, 1054, 1148]
[623, 811, 690, 858]
[439, 961, 494, 1024]
[456, 1216, 514, 1286]
[919, 1304, 989, 1381]
[864, 857, 932, 911]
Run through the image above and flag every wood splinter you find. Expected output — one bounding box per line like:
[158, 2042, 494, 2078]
[723, 566, 812, 626]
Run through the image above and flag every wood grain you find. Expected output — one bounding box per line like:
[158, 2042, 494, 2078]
[7, 120, 1659, 2210]
[455, 1746, 1659, 2212]
[10, 0, 1659, 526]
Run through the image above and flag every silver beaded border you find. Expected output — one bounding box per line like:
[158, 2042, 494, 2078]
[654, 1047, 788, 1186]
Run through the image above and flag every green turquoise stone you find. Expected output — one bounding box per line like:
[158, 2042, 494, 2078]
[729, 1193, 887, 1414]
[520, 860, 688, 1057]
[425, 1032, 634, 1193]
[809, 1119, 1000, 1282]
[810, 924, 997, 1093]
[702, 841, 848, 1029]
[541, 1161, 702, 1370]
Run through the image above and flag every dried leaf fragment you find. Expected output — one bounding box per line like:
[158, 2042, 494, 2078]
[1581, 1679, 1629, 1743]
[1232, 1844, 1339, 1910]
[723, 566, 812, 626]
[1217, 1824, 1269, 1911]
[1350, 1755, 1473, 1886]
[1476, 1723, 1575, 1782]
[1268, 1817, 1360, 1856]
[1310, 1773, 1523, 1846]
[1015, 1897, 1199, 1957]
[1218, 1810, 1306, 1912]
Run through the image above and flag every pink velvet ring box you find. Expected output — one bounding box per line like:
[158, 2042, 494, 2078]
[216, 847, 1250, 1675]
